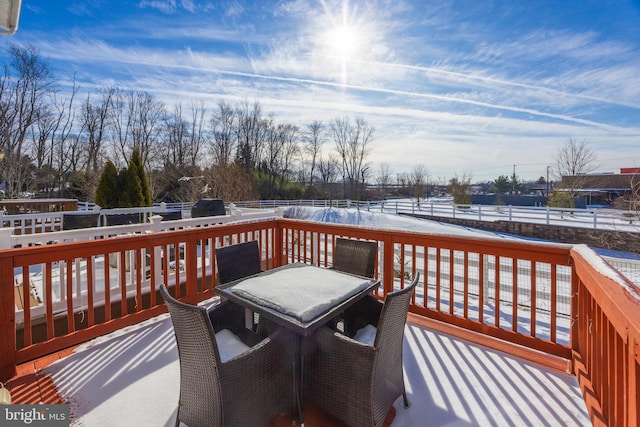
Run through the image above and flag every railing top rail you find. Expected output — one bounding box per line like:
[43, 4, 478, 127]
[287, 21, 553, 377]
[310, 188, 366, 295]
[278, 217, 573, 258]
[573, 245, 640, 303]
[3, 210, 280, 248]
[1, 217, 280, 263]
[572, 245, 640, 339]
[0, 217, 572, 264]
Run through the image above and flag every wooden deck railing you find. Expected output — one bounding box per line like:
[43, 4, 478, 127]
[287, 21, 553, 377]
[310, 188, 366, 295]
[570, 247, 640, 426]
[1, 218, 639, 426]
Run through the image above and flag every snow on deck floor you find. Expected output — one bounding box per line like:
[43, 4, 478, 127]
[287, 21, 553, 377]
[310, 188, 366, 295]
[44, 305, 590, 427]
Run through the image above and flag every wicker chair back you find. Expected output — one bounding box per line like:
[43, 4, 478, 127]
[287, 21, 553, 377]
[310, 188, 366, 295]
[333, 237, 378, 278]
[215, 240, 261, 284]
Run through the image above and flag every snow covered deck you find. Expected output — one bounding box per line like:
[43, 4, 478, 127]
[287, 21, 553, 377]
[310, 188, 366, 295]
[29, 306, 590, 426]
[2, 210, 639, 425]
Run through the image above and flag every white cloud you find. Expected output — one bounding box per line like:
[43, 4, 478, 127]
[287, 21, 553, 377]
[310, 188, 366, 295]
[139, 0, 177, 14]
[9, 0, 640, 180]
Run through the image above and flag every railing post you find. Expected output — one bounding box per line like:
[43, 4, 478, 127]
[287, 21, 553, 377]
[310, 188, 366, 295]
[546, 206, 550, 225]
[149, 216, 163, 283]
[274, 219, 283, 267]
[0, 256, 16, 382]
[509, 205, 512, 221]
[593, 209, 597, 230]
[382, 233, 395, 295]
[628, 336, 639, 425]
[478, 205, 482, 221]
[431, 202, 434, 216]
[0, 228, 13, 250]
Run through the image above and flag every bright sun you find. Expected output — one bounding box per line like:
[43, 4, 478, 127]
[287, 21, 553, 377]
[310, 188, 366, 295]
[326, 25, 359, 59]
[319, 2, 366, 86]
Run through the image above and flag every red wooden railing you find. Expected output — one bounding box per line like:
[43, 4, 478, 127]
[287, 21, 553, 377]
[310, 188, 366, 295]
[1, 218, 639, 426]
[571, 247, 640, 426]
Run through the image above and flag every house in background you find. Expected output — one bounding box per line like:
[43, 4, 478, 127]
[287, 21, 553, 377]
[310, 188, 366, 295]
[560, 168, 640, 208]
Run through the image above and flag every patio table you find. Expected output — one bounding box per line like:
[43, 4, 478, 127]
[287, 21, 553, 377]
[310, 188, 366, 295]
[215, 262, 379, 425]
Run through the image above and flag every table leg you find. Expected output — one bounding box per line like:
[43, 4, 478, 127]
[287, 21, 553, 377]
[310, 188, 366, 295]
[293, 334, 304, 426]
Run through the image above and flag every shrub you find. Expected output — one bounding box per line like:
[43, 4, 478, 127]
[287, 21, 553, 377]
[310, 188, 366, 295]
[548, 192, 574, 208]
[95, 149, 151, 208]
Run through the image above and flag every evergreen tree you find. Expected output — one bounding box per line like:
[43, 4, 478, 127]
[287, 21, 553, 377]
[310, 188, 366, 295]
[95, 160, 119, 208]
[95, 153, 151, 208]
[130, 148, 152, 206]
[118, 166, 144, 208]
[493, 175, 511, 193]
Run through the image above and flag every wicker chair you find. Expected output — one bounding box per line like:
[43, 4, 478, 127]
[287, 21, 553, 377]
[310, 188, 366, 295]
[329, 238, 378, 330]
[159, 284, 292, 427]
[305, 274, 420, 427]
[333, 237, 378, 278]
[215, 240, 278, 335]
[215, 240, 262, 284]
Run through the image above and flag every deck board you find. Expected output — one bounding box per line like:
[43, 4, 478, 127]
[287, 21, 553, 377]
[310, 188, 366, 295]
[6, 317, 590, 426]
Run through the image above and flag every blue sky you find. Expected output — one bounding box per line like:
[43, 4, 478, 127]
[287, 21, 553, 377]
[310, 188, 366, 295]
[3, 0, 640, 182]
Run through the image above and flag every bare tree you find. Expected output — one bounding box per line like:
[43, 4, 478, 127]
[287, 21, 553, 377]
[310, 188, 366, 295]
[108, 88, 133, 168]
[31, 102, 54, 172]
[164, 103, 190, 168]
[410, 163, 429, 202]
[449, 172, 473, 205]
[396, 173, 408, 193]
[209, 100, 236, 166]
[317, 153, 340, 199]
[46, 83, 81, 197]
[109, 89, 165, 168]
[80, 88, 113, 172]
[331, 116, 374, 199]
[262, 117, 283, 198]
[554, 138, 598, 197]
[262, 119, 300, 198]
[0, 44, 54, 197]
[304, 120, 325, 187]
[279, 123, 299, 176]
[235, 99, 266, 170]
[375, 162, 392, 198]
[133, 90, 165, 168]
[188, 100, 207, 167]
[208, 163, 257, 201]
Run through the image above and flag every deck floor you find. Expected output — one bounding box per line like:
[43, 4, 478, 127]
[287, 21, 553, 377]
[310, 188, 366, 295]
[8, 350, 391, 427]
[6, 314, 591, 426]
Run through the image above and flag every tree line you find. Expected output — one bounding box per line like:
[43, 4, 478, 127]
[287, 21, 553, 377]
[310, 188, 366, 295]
[0, 44, 377, 204]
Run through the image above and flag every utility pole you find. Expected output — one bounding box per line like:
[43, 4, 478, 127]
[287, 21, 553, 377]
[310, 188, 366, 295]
[512, 164, 516, 194]
[546, 165, 550, 196]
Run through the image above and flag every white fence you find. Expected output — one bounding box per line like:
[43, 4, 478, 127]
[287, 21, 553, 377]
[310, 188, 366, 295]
[231, 199, 640, 232]
[5, 198, 640, 235]
[0, 206, 282, 249]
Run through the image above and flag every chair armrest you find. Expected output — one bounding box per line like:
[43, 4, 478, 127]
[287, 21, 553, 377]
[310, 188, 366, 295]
[305, 327, 376, 410]
[313, 327, 376, 371]
[343, 295, 383, 337]
[207, 300, 247, 335]
[221, 328, 290, 365]
[220, 328, 293, 424]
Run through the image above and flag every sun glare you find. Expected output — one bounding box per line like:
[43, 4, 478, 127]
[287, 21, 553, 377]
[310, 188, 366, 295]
[326, 25, 359, 59]
[318, 1, 368, 86]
